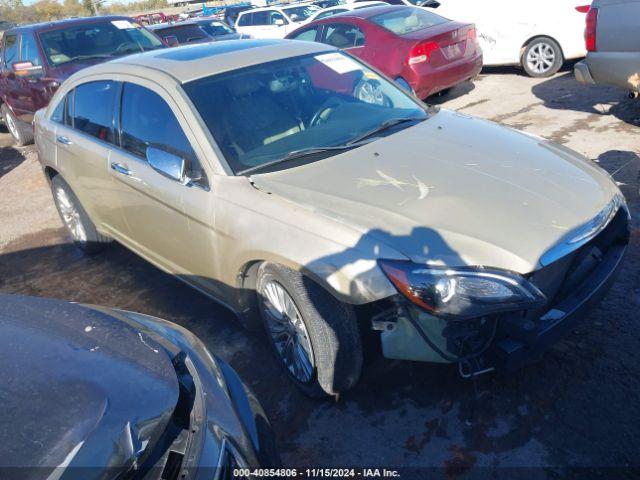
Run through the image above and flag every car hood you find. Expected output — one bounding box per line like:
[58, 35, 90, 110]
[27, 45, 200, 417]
[0, 294, 179, 477]
[48, 57, 116, 81]
[251, 108, 619, 273]
[213, 32, 243, 40]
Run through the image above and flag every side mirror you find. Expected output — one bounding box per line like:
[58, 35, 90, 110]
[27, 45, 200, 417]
[419, 0, 440, 7]
[12, 61, 43, 77]
[164, 35, 179, 47]
[147, 146, 190, 184]
[274, 18, 285, 26]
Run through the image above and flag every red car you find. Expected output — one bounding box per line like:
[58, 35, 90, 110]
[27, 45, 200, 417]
[0, 16, 165, 146]
[286, 5, 482, 99]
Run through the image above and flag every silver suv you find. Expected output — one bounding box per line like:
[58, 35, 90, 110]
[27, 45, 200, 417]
[575, 0, 640, 94]
[35, 40, 629, 397]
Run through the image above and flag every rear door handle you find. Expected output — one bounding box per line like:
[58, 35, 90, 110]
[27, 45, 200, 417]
[110, 162, 133, 176]
[56, 135, 72, 145]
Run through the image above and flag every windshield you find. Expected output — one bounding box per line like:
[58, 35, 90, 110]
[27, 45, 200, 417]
[39, 20, 164, 66]
[370, 7, 447, 35]
[283, 5, 321, 21]
[183, 52, 427, 174]
[200, 21, 236, 36]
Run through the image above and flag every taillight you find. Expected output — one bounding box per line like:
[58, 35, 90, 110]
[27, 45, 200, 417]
[585, 7, 598, 52]
[408, 40, 439, 65]
[467, 27, 476, 41]
[575, 5, 590, 13]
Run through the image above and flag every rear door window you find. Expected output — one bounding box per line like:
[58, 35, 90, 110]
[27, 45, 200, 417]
[72, 81, 118, 143]
[2, 34, 19, 69]
[251, 11, 271, 26]
[322, 23, 366, 48]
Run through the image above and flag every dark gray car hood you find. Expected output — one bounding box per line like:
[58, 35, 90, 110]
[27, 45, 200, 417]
[0, 294, 179, 477]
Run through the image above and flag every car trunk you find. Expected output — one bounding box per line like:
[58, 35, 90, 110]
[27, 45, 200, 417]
[401, 21, 476, 68]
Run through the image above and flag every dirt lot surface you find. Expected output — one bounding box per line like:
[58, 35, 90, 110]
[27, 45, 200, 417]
[1, 67, 639, 479]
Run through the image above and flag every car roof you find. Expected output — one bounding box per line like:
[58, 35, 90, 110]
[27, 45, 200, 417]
[6, 15, 136, 34]
[242, 2, 314, 13]
[331, 4, 405, 19]
[148, 22, 199, 30]
[74, 39, 335, 84]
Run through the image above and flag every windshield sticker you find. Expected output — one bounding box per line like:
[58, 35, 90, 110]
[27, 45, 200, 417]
[111, 20, 136, 29]
[315, 53, 360, 74]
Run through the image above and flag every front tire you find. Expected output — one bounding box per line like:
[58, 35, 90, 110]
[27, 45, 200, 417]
[51, 175, 112, 254]
[256, 263, 363, 398]
[522, 37, 563, 78]
[2, 104, 33, 146]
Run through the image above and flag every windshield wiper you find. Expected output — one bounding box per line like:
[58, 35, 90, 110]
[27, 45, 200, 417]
[346, 116, 426, 145]
[239, 141, 371, 176]
[59, 54, 116, 64]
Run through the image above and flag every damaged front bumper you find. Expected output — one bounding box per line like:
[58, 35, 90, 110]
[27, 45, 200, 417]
[374, 209, 630, 374]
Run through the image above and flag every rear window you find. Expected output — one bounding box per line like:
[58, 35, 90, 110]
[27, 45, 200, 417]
[38, 20, 163, 66]
[370, 7, 447, 35]
[156, 25, 208, 43]
[199, 21, 235, 37]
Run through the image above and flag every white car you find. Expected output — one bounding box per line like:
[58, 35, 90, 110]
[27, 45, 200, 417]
[425, 0, 591, 77]
[307, 1, 388, 21]
[235, 3, 321, 38]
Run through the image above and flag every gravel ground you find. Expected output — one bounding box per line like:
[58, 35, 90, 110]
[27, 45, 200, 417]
[1, 66, 639, 479]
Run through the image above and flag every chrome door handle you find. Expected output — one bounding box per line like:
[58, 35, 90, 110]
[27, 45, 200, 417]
[56, 135, 72, 145]
[110, 162, 132, 176]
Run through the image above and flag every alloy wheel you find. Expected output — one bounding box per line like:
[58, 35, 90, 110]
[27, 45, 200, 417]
[357, 81, 386, 106]
[55, 187, 87, 243]
[261, 280, 315, 383]
[526, 42, 556, 75]
[5, 112, 19, 141]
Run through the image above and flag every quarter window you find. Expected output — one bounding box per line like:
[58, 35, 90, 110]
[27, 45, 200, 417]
[72, 81, 117, 143]
[50, 96, 66, 124]
[289, 27, 319, 42]
[323, 24, 365, 49]
[120, 83, 197, 167]
[3, 34, 19, 69]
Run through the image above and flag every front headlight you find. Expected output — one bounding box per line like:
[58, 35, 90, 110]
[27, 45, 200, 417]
[379, 260, 546, 320]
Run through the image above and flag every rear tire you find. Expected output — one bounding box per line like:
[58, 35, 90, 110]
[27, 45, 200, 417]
[256, 263, 363, 398]
[522, 37, 563, 78]
[51, 175, 112, 254]
[2, 104, 33, 146]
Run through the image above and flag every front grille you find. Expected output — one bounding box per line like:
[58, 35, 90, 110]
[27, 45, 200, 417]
[530, 208, 630, 310]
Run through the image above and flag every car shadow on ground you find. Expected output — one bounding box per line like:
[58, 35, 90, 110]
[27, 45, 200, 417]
[428, 79, 476, 105]
[531, 72, 640, 128]
[0, 138, 27, 180]
[480, 59, 580, 78]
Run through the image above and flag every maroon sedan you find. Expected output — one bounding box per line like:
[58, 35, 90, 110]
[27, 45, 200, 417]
[286, 5, 482, 99]
[0, 16, 165, 146]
